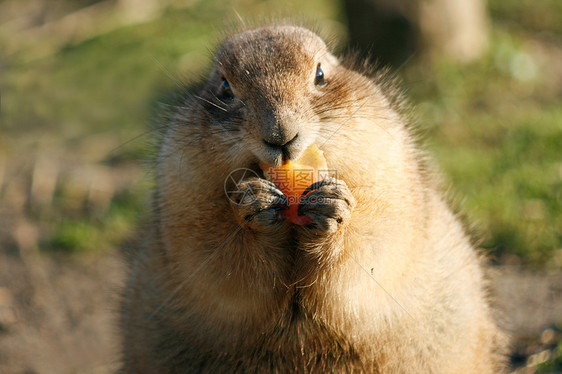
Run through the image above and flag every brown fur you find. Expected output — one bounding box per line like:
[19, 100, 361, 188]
[120, 24, 507, 373]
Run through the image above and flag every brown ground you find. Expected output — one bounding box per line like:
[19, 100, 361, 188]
[0, 242, 560, 374]
[0, 239, 123, 374]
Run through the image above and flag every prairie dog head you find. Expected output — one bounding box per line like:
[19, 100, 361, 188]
[200, 25, 342, 166]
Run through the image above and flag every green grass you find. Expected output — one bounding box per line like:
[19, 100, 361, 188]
[1, 0, 561, 263]
[402, 26, 562, 265]
[537, 340, 562, 373]
[46, 187, 148, 253]
[490, 0, 562, 37]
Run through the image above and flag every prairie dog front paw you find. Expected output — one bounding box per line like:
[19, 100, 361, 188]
[228, 177, 288, 232]
[297, 177, 355, 235]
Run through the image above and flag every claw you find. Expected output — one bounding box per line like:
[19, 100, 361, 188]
[229, 177, 289, 231]
[295, 178, 354, 233]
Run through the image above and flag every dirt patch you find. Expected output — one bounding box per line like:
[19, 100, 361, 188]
[491, 266, 562, 370]
[0, 248, 123, 374]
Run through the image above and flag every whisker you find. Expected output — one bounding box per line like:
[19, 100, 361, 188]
[148, 53, 183, 89]
[319, 99, 369, 148]
[108, 124, 167, 156]
[194, 95, 228, 112]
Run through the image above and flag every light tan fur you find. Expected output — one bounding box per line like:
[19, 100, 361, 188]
[120, 24, 507, 373]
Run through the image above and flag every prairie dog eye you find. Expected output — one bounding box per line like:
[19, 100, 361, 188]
[220, 77, 234, 99]
[314, 64, 326, 86]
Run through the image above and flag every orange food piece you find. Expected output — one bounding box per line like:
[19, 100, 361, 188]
[260, 144, 328, 225]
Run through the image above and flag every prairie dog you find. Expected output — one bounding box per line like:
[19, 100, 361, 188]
[120, 25, 506, 373]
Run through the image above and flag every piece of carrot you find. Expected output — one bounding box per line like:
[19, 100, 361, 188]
[260, 145, 328, 225]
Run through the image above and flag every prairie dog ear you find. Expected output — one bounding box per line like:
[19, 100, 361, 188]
[325, 53, 339, 66]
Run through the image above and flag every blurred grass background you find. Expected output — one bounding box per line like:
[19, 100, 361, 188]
[0, 0, 560, 269]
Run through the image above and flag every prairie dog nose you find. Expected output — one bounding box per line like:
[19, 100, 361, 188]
[263, 133, 299, 149]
